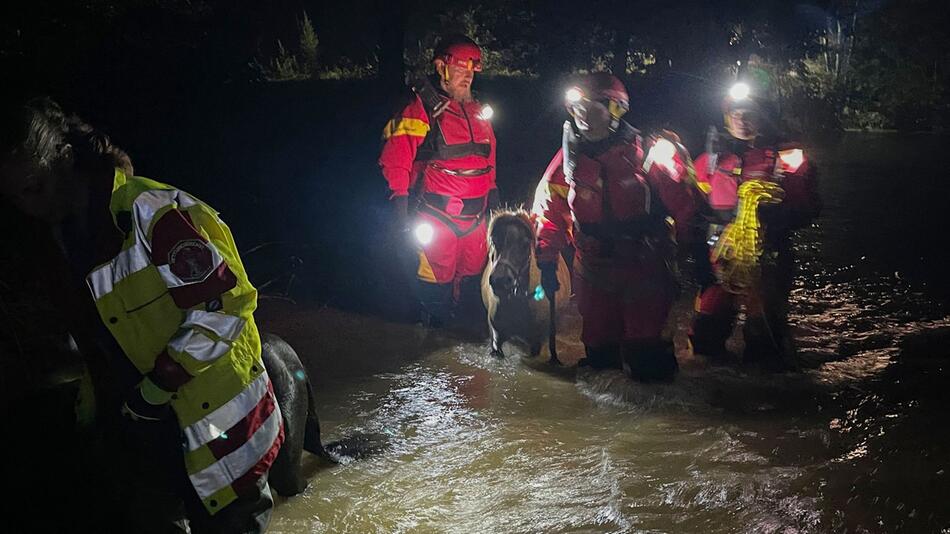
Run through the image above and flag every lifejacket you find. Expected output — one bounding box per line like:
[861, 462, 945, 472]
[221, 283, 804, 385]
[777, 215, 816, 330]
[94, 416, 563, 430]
[563, 121, 669, 257]
[411, 75, 492, 165]
[409, 77, 494, 234]
[86, 169, 283, 514]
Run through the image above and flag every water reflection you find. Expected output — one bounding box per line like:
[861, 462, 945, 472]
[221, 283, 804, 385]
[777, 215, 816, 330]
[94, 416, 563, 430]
[269, 134, 950, 533]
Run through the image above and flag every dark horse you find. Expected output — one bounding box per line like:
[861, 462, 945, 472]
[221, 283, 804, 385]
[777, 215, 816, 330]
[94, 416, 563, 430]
[481, 210, 570, 358]
[262, 333, 388, 496]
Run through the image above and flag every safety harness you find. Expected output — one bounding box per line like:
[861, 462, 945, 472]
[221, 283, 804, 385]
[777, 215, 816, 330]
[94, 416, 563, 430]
[409, 74, 492, 237]
[564, 121, 670, 258]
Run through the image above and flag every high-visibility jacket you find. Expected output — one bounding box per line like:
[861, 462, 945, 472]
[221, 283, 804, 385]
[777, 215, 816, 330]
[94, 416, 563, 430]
[379, 88, 497, 212]
[85, 169, 283, 514]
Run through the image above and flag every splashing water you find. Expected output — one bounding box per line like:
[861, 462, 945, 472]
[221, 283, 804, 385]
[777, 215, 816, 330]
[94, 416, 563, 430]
[270, 134, 950, 533]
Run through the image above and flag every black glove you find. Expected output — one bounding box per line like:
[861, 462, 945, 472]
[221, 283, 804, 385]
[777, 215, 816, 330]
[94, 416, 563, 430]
[538, 261, 560, 296]
[391, 195, 410, 233]
[487, 188, 501, 212]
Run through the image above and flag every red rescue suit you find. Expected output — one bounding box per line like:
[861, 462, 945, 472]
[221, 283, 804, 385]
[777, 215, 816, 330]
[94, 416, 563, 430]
[534, 123, 697, 349]
[691, 139, 821, 362]
[379, 89, 497, 284]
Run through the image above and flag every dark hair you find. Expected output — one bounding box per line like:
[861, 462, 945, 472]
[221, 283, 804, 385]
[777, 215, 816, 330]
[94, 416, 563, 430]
[0, 97, 70, 173]
[64, 114, 134, 176]
[0, 98, 133, 177]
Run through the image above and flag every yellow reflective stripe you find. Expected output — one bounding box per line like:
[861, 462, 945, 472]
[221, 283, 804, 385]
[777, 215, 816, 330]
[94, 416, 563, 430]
[416, 252, 437, 283]
[696, 181, 712, 194]
[549, 183, 570, 199]
[383, 118, 429, 139]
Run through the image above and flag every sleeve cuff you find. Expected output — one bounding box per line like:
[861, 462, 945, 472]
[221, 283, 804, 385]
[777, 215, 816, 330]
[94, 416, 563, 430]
[139, 376, 174, 406]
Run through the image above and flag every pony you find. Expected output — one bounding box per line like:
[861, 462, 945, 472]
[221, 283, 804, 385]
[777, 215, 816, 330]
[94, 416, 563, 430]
[481, 209, 571, 359]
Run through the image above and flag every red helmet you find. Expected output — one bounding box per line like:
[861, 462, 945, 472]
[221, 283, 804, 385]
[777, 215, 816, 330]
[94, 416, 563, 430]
[565, 72, 629, 128]
[433, 35, 482, 72]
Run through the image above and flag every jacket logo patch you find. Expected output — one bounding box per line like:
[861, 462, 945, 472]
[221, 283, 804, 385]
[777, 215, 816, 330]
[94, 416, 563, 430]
[169, 239, 214, 283]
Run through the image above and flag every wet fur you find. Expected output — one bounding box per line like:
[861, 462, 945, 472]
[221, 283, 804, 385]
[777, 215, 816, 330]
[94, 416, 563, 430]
[481, 210, 570, 358]
[260, 333, 332, 496]
[261, 333, 390, 497]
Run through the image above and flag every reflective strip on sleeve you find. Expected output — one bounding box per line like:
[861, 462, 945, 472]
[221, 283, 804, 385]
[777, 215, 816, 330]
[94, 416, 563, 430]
[182, 372, 270, 452]
[169, 328, 231, 363]
[86, 243, 152, 300]
[156, 241, 225, 288]
[132, 189, 200, 245]
[181, 310, 245, 342]
[382, 118, 429, 139]
[549, 183, 570, 199]
[188, 405, 282, 500]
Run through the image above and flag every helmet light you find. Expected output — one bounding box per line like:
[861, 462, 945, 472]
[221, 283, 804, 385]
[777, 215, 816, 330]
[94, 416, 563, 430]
[729, 82, 751, 101]
[565, 87, 583, 104]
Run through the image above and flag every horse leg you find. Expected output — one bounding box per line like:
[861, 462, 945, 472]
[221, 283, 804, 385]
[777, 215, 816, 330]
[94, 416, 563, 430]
[529, 341, 542, 358]
[489, 318, 505, 358]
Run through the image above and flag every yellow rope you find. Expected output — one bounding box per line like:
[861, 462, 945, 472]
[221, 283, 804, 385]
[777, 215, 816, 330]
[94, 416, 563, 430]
[712, 179, 785, 293]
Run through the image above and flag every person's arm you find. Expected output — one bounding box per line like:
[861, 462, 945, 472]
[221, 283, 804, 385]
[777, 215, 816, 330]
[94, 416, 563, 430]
[532, 149, 572, 264]
[123, 206, 245, 421]
[378, 95, 430, 200]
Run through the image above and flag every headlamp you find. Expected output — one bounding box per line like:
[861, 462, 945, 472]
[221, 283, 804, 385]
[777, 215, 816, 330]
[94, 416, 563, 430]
[565, 87, 583, 104]
[729, 82, 751, 101]
[777, 148, 804, 173]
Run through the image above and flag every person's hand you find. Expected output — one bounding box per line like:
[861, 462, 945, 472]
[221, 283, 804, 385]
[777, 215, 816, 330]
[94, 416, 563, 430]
[120, 382, 171, 423]
[538, 261, 560, 296]
[391, 195, 410, 233]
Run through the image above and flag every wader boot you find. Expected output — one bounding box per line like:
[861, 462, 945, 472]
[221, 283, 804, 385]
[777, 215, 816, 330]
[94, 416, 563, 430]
[417, 281, 453, 328]
[622, 339, 678, 382]
[743, 316, 795, 371]
[689, 313, 735, 362]
[577, 344, 622, 369]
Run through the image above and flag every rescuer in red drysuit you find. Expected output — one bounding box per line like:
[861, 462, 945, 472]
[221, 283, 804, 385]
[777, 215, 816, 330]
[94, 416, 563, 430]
[532, 72, 697, 382]
[379, 34, 499, 326]
[688, 76, 821, 368]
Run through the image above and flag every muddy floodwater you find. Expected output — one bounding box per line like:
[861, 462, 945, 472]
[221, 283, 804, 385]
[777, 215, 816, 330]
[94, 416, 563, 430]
[260, 133, 950, 533]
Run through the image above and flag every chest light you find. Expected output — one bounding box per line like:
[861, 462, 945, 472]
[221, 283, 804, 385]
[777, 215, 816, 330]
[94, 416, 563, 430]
[778, 149, 804, 173]
[478, 104, 494, 121]
[414, 222, 434, 246]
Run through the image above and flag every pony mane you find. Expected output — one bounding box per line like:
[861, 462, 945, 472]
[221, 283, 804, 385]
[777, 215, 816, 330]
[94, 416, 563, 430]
[487, 207, 536, 258]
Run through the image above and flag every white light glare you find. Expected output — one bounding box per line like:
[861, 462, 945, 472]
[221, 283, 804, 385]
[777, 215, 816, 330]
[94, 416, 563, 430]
[565, 87, 583, 104]
[729, 82, 751, 101]
[778, 148, 804, 172]
[414, 223, 434, 246]
[649, 138, 677, 170]
[478, 104, 494, 121]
